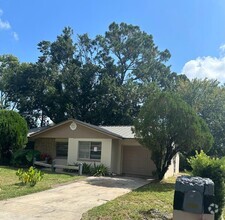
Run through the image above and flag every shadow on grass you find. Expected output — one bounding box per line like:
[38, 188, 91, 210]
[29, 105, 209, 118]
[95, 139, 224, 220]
[14, 182, 26, 187]
[42, 169, 80, 177]
[0, 165, 18, 171]
[135, 181, 175, 193]
[139, 208, 173, 220]
[0, 165, 79, 177]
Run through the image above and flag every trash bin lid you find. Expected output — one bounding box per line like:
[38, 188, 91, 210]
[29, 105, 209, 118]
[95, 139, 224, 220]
[175, 176, 214, 195]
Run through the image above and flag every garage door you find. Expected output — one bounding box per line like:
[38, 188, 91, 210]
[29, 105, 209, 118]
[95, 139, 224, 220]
[122, 145, 154, 176]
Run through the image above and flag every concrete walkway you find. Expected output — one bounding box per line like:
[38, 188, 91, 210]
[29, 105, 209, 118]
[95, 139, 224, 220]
[0, 176, 150, 220]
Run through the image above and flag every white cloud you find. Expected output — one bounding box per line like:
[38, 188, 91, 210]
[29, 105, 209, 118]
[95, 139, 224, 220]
[0, 8, 19, 41]
[181, 46, 225, 83]
[219, 44, 225, 57]
[220, 44, 225, 52]
[0, 18, 11, 30]
[0, 9, 11, 30]
[12, 31, 19, 41]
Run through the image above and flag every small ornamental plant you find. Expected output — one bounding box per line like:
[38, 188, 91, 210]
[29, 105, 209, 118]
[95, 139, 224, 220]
[81, 163, 108, 176]
[91, 163, 108, 176]
[16, 166, 44, 187]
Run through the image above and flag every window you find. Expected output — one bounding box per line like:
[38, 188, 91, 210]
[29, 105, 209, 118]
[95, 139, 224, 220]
[78, 141, 101, 161]
[56, 142, 68, 157]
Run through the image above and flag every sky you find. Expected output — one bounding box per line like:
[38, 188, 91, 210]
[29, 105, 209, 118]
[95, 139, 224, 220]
[0, 0, 225, 82]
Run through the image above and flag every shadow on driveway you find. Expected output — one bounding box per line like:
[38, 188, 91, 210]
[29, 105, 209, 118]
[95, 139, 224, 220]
[86, 176, 153, 189]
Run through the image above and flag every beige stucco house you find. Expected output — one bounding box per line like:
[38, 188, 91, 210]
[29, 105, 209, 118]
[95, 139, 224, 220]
[28, 119, 179, 178]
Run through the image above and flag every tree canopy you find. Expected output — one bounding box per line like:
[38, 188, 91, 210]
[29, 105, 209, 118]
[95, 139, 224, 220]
[177, 78, 225, 156]
[0, 22, 184, 127]
[133, 92, 213, 180]
[0, 110, 28, 164]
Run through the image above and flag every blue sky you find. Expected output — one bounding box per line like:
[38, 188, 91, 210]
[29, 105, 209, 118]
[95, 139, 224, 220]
[0, 0, 225, 80]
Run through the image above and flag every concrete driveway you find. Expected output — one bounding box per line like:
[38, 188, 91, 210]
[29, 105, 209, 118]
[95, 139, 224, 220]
[0, 176, 150, 220]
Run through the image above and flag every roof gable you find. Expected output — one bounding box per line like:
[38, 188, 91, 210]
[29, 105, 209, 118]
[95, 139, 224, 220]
[29, 119, 124, 139]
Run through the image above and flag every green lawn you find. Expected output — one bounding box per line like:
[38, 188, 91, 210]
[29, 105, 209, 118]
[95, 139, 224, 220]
[1, 167, 224, 219]
[82, 176, 225, 220]
[0, 166, 84, 201]
[82, 177, 175, 220]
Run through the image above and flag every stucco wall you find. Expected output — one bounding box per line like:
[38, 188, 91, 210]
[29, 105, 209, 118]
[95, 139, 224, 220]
[164, 153, 180, 179]
[111, 139, 122, 174]
[67, 138, 113, 170]
[175, 153, 180, 174]
[122, 139, 141, 146]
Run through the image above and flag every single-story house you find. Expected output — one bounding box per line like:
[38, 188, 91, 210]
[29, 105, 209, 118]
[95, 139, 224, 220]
[28, 119, 179, 178]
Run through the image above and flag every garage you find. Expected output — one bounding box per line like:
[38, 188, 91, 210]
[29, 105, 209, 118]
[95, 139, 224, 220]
[122, 145, 155, 176]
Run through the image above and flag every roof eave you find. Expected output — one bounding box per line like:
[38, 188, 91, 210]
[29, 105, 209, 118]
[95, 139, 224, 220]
[29, 119, 123, 140]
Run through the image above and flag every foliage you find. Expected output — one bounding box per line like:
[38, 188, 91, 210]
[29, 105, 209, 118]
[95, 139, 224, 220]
[177, 79, 225, 157]
[12, 149, 40, 166]
[134, 92, 213, 180]
[16, 166, 44, 187]
[0, 110, 28, 165]
[91, 163, 108, 176]
[81, 162, 108, 176]
[188, 151, 225, 220]
[0, 23, 185, 127]
[179, 153, 192, 171]
[0, 166, 83, 200]
[82, 162, 92, 175]
[0, 55, 21, 110]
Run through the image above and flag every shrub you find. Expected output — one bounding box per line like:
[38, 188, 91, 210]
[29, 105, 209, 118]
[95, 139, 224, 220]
[91, 163, 108, 176]
[188, 151, 225, 220]
[81, 163, 108, 176]
[16, 166, 44, 187]
[179, 152, 194, 171]
[0, 110, 28, 165]
[12, 149, 41, 167]
[82, 163, 92, 175]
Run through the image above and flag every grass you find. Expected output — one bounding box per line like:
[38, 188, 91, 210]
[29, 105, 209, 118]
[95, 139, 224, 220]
[82, 177, 176, 220]
[0, 166, 84, 201]
[83, 175, 225, 220]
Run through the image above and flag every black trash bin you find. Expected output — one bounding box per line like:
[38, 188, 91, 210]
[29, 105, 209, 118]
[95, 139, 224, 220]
[173, 175, 216, 220]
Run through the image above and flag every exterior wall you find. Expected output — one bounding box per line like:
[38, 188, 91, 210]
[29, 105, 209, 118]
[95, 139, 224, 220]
[32, 122, 115, 139]
[164, 153, 180, 179]
[111, 139, 122, 174]
[67, 138, 113, 170]
[34, 138, 56, 158]
[175, 153, 180, 174]
[122, 139, 142, 146]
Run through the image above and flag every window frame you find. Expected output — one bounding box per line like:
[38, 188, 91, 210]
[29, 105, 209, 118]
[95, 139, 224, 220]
[55, 141, 68, 158]
[78, 141, 102, 161]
